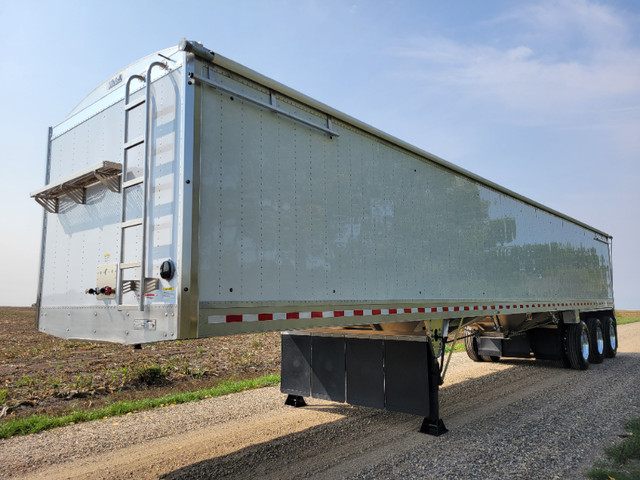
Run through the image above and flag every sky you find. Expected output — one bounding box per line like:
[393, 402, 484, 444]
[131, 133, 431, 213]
[0, 0, 638, 308]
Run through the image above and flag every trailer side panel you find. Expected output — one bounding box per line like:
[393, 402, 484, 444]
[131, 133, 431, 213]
[195, 60, 612, 335]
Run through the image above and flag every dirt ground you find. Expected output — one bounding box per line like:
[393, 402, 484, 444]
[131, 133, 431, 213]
[0, 307, 280, 420]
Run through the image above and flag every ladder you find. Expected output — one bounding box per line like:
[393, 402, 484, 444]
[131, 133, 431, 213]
[118, 62, 167, 310]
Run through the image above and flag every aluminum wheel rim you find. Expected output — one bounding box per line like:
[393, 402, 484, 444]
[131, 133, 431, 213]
[596, 327, 604, 354]
[609, 323, 617, 349]
[581, 328, 590, 360]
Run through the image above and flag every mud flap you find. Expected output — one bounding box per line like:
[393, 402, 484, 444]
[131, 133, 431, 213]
[281, 332, 447, 435]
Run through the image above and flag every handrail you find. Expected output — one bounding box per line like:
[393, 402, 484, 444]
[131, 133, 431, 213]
[188, 72, 339, 138]
[138, 61, 168, 311]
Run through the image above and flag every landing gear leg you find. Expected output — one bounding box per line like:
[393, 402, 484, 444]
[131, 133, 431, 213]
[284, 394, 307, 407]
[420, 417, 448, 436]
[419, 339, 448, 436]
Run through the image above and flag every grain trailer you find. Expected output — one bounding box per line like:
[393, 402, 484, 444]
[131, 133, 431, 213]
[31, 39, 616, 434]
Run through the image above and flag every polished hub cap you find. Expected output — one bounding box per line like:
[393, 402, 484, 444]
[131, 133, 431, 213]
[581, 328, 590, 360]
[596, 327, 604, 354]
[609, 323, 617, 349]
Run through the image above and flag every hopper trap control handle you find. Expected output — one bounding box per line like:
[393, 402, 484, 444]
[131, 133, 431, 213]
[85, 286, 114, 295]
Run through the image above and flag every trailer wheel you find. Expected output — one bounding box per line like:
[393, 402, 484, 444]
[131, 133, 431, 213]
[481, 355, 500, 362]
[464, 328, 483, 362]
[586, 318, 604, 364]
[601, 316, 618, 358]
[566, 321, 590, 370]
[560, 350, 572, 369]
[559, 324, 572, 368]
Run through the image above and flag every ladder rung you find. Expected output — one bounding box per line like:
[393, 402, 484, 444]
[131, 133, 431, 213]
[120, 261, 141, 269]
[121, 218, 143, 229]
[123, 177, 143, 188]
[124, 137, 144, 150]
[125, 97, 146, 110]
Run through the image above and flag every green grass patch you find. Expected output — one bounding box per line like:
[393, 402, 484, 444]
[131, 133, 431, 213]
[0, 373, 280, 440]
[587, 416, 640, 480]
[615, 311, 640, 326]
[445, 343, 465, 354]
[618, 316, 640, 326]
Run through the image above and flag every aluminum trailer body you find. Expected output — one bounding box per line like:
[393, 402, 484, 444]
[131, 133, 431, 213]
[32, 40, 616, 433]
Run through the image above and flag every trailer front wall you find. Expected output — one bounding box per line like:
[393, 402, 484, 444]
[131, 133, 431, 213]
[37, 63, 185, 343]
[196, 63, 612, 325]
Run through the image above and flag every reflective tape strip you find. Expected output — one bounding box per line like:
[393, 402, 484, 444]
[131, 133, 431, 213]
[207, 300, 611, 324]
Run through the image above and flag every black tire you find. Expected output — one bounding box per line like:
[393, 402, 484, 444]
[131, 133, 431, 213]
[602, 316, 618, 358]
[464, 327, 483, 362]
[559, 324, 572, 369]
[586, 318, 604, 364]
[481, 355, 501, 362]
[560, 350, 572, 369]
[566, 321, 590, 370]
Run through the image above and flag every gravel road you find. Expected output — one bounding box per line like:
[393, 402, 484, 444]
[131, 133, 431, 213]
[2, 322, 639, 480]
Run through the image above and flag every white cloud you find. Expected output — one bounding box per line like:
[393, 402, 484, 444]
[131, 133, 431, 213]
[497, 0, 631, 49]
[390, 1, 640, 129]
[505, 46, 534, 61]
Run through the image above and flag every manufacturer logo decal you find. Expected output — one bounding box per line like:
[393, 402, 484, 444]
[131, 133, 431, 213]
[108, 74, 123, 89]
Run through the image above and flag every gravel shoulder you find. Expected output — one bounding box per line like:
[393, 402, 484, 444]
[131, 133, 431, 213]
[2, 323, 639, 480]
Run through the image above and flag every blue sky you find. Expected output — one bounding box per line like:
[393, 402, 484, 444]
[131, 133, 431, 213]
[1, 0, 638, 308]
